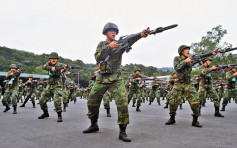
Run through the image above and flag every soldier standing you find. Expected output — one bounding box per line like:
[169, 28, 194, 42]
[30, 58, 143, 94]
[164, 72, 176, 108]
[38, 52, 66, 122]
[221, 66, 237, 111]
[2, 64, 21, 114]
[165, 45, 204, 127]
[20, 75, 37, 108]
[127, 68, 143, 112]
[17, 79, 24, 103]
[149, 80, 160, 105]
[217, 78, 225, 101]
[193, 75, 200, 92]
[83, 22, 149, 142]
[198, 58, 224, 117]
[36, 78, 45, 101]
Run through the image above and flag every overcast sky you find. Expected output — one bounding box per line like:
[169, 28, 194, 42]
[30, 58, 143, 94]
[0, 0, 237, 67]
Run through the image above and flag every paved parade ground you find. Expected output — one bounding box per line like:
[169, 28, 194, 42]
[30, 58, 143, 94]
[0, 98, 236, 148]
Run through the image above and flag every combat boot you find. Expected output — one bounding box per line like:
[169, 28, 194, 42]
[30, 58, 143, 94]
[164, 103, 168, 108]
[63, 106, 66, 112]
[38, 111, 49, 119]
[165, 115, 176, 125]
[20, 103, 25, 107]
[132, 103, 135, 107]
[192, 116, 202, 128]
[202, 103, 206, 107]
[106, 108, 111, 117]
[33, 102, 36, 108]
[83, 121, 99, 133]
[214, 107, 224, 117]
[158, 101, 161, 105]
[136, 106, 141, 112]
[149, 101, 151, 105]
[183, 98, 185, 103]
[179, 104, 183, 110]
[13, 106, 17, 114]
[3, 105, 10, 112]
[220, 105, 225, 111]
[57, 112, 63, 122]
[119, 124, 131, 142]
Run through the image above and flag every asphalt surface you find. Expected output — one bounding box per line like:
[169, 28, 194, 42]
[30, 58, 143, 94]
[0, 97, 236, 148]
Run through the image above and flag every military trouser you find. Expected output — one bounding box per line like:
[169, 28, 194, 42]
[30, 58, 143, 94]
[62, 88, 69, 107]
[141, 92, 146, 102]
[23, 91, 36, 106]
[222, 88, 237, 106]
[198, 84, 220, 108]
[128, 88, 141, 107]
[103, 91, 110, 109]
[17, 91, 23, 103]
[169, 83, 200, 117]
[87, 80, 129, 125]
[165, 91, 173, 105]
[149, 90, 160, 104]
[36, 90, 43, 100]
[39, 85, 62, 113]
[218, 90, 224, 101]
[2, 89, 18, 107]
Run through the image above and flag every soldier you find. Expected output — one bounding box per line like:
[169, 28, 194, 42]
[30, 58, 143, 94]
[38, 52, 66, 122]
[164, 72, 176, 108]
[20, 75, 37, 108]
[193, 75, 200, 92]
[127, 68, 143, 112]
[2, 64, 21, 114]
[103, 90, 112, 117]
[140, 84, 146, 103]
[36, 78, 45, 101]
[165, 45, 204, 127]
[83, 22, 149, 142]
[220, 66, 237, 111]
[149, 80, 160, 105]
[17, 79, 24, 103]
[198, 58, 223, 117]
[0, 85, 2, 100]
[217, 77, 225, 101]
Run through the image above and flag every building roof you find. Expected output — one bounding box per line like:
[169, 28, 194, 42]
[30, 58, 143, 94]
[0, 71, 49, 79]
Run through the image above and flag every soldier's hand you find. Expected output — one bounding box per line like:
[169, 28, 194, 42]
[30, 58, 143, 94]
[95, 73, 98, 77]
[108, 41, 119, 49]
[9, 73, 14, 76]
[136, 78, 142, 81]
[185, 58, 192, 63]
[51, 67, 56, 72]
[141, 29, 149, 38]
[211, 66, 217, 71]
[233, 72, 237, 77]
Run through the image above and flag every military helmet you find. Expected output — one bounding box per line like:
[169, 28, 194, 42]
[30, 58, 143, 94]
[102, 22, 119, 35]
[172, 72, 176, 75]
[178, 45, 190, 55]
[203, 57, 212, 62]
[29, 75, 33, 78]
[194, 75, 199, 78]
[49, 52, 59, 59]
[9, 64, 17, 69]
[20, 79, 23, 82]
[134, 67, 141, 72]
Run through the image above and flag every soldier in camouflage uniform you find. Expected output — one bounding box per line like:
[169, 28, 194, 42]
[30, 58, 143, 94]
[127, 68, 143, 112]
[165, 45, 203, 127]
[0, 86, 2, 100]
[149, 80, 160, 105]
[17, 79, 24, 103]
[217, 78, 225, 101]
[140, 84, 146, 103]
[36, 78, 45, 101]
[38, 52, 66, 122]
[198, 58, 224, 117]
[221, 66, 237, 111]
[20, 75, 37, 108]
[83, 22, 149, 142]
[193, 76, 200, 92]
[2, 64, 22, 114]
[103, 90, 112, 117]
[164, 72, 176, 108]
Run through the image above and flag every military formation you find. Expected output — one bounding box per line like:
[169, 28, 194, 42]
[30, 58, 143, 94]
[1, 22, 237, 143]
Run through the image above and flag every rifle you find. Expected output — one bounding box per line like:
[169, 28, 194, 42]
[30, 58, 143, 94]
[8, 69, 25, 85]
[191, 47, 237, 65]
[104, 24, 178, 62]
[215, 64, 237, 70]
[65, 65, 80, 69]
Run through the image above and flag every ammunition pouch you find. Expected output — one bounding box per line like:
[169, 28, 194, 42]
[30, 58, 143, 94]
[100, 62, 120, 74]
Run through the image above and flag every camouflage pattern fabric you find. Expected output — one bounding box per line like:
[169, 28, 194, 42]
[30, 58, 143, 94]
[103, 90, 111, 109]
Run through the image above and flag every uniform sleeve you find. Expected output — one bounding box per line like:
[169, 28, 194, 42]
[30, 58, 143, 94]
[226, 72, 236, 80]
[95, 42, 111, 62]
[199, 67, 212, 76]
[174, 56, 188, 71]
[42, 61, 51, 70]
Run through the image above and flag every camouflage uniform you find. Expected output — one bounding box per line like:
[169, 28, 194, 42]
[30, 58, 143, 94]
[140, 85, 146, 103]
[20, 79, 37, 108]
[221, 71, 237, 111]
[198, 65, 220, 108]
[36, 80, 45, 101]
[218, 82, 225, 100]
[166, 47, 201, 127]
[149, 81, 160, 105]
[127, 73, 142, 109]
[164, 76, 175, 108]
[0, 86, 2, 100]
[2, 68, 21, 114]
[103, 90, 111, 110]
[17, 81, 24, 103]
[39, 60, 66, 119]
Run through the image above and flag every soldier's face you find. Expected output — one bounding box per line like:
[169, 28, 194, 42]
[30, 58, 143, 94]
[206, 60, 211, 66]
[231, 68, 236, 72]
[10, 68, 16, 72]
[29, 78, 33, 81]
[135, 71, 140, 75]
[173, 73, 177, 78]
[106, 30, 116, 40]
[20, 81, 22, 84]
[50, 58, 58, 65]
[182, 48, 190, 57]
